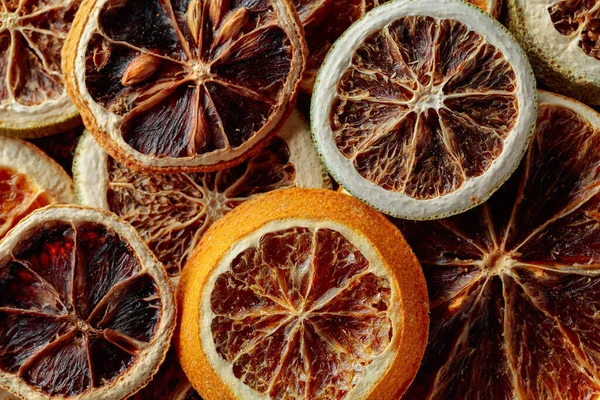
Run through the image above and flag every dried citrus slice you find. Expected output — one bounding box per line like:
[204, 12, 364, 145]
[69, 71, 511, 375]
[0, 136, 74, 239]
[0, 205, 175, 399]
[0, 0, 81, 137]
[128, 349, 200, 400]
[28, 126, 84, 175]
[508, 0, 600, 105]
[63, 0, 306, 172]
[178, 188, 429, 400]
[295, 0, 502, 92]
[312, 0, 537, 220]
[73, 110, 330, 282]
[394, 90, 600, 399]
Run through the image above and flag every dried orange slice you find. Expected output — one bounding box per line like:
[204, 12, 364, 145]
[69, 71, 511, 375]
[508, 0, 600, 105]
[63, 0, 306, 172]
[295, 0, 503, 92]
[312, 0, 537, 220]
[395, 90, 600, 399]
[0, 136, 74, 239]
[73, 110, 330, 282]
[0, 0, 81, 137]
[178, 188, 429, 400]
[0, 205, 175, 399]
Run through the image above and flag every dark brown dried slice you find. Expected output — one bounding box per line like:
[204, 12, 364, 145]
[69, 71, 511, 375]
[63, 0, 306, 172]
[549, 0, 600, 60]
[0, 0, 81, 137]
[0, 206, 175, 399]
[394, 91, 600, 400]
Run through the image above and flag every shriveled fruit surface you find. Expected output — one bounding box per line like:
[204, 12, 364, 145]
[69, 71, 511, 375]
[74, 110, 330, 280]
[0, 136, 74, 240]
[312, 0, 537, 220]
[0, 0, 81, 137]
[394, 91, 600, 400]
[508, 0, 600, 105]
[63, 0, 306, 172]
[179, 188, 428, 400]
[0, 206, 175, 399]
[294, 0, 502, 92]
[128, 349, 201, 400]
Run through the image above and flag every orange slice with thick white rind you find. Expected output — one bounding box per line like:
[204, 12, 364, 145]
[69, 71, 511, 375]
[0, 0, 81, 138]
[508, 0, 600, 105]
[0, 205, 175, 399]
[178, 188, 429, 400]
[312, 0, 537, 220]
[0, 136, 75, 238]
[62, 0, 306, 172]
[294, 0, 503, 93]
[73, 110, 330, 282]
[395, 91, 600, 399]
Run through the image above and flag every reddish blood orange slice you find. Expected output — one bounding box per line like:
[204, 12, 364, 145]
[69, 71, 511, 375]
[295, 0, 503, 92]
[0, 205, 175, 399]
[0, 136, 74, 239]
[0, 0, 81, 137]
[178, 188, 429, 400]
[73, 110, 330, 282]
[312, 0, 537, 220]
[395, 91, 600, 399]
[63, 0, 306, 172]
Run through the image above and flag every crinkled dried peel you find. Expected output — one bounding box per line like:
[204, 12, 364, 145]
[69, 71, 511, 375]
[396, 91, 600, 400]
[0, 0, 80, 137]
[0, 206, 175, 400]
[312, 0, 536, 220]
[179, 188, 429, 400]
[73, 110, 330, 281]
[63, 0, 306, 172]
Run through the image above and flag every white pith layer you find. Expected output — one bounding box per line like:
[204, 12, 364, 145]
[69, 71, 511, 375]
[312, 0, 537, 220]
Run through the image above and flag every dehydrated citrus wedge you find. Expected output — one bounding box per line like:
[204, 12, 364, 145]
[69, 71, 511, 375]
[178, 188, 429, 400]
[295, 0, 503, 92]
[0, 136, 74, 239]
[508, 0, 600, 105]
[312, 0, 537, 220]
[394, 90, 600, 399]
[73, 110, 330, 282]
[0, 205, 175, 399]
[0, 0, 81, 138]
[62, 0, 306, 173]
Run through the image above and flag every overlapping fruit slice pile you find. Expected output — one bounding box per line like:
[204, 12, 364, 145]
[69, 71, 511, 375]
[397, 91, 600, 399]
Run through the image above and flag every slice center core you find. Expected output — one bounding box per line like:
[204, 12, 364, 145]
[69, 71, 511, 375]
[0, 12, 18, 31]
[485, 249, 514, 275]
[409, 83, 444, 113]
[190, 61, 212, 82]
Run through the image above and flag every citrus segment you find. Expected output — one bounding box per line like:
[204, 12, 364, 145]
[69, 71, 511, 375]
[312, 0, 537, 220]
[293, 0, 503, 92]
[394, 91, 600, 399]
[0, 206, 175, 399]
[63, 0, 306, 172]
[0, 137, 74, 243]
[0, 0, 80, 137]
[74, 111, 330, 281]
[508, 0, 600, 105]
[179, 188, 429, 400]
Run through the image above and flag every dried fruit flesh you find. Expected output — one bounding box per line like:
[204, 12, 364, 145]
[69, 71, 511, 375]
[209, 226, 393, 399]
[549, 0, 600, 60]
[0, 167, 52, 238]
[396, 94, 600, 399]
[28, 127, 83, 176]
[293, 0, 502, 92]
[0, 219, 165, 397]
[70, 0, 304, 171]
[332, 15, 518, 200]
[107, 136, 296, 278]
